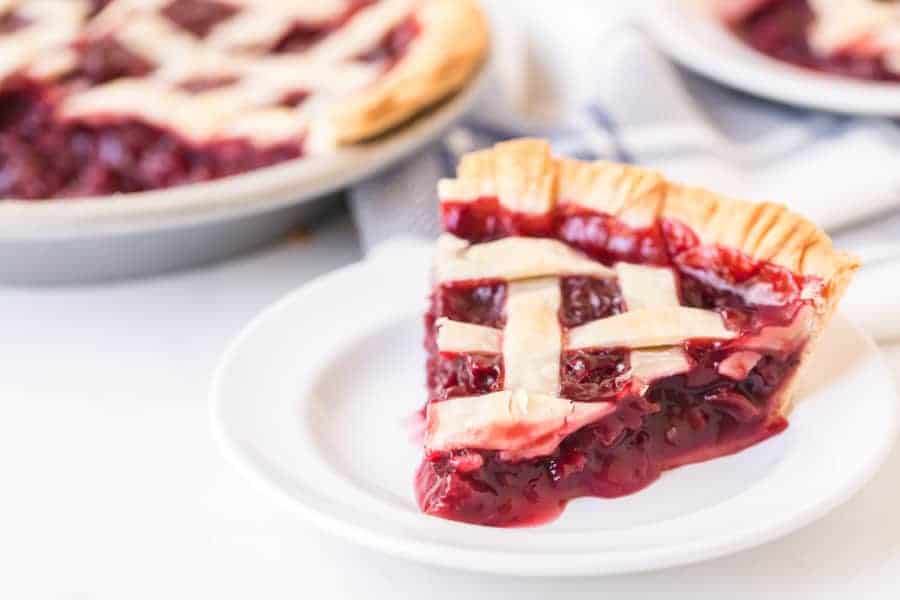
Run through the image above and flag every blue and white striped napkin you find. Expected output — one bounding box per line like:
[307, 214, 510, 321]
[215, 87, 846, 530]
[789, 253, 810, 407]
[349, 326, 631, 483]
[349, 27, 900, 254]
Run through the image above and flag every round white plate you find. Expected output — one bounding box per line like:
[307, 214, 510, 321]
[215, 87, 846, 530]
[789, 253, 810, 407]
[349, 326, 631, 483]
[644, 0, 900, 116]
[210, 240, 899, 576]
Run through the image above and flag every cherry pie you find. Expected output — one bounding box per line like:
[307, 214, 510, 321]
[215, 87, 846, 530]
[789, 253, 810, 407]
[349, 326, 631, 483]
[416, 139, 859, 527]
[0, 0, 487, 200]
[720, 0, 900, 81]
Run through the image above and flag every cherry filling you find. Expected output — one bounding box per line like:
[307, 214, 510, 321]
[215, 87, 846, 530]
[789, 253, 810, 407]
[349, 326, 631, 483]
[419, 203, 813, 526]
[279, 90, 311, 109]
[428, 280, 507, 329]
[161, 0, 240, 38]
[559, 276, 624, 327]
[560, 348, 631, 402]
[0, 10, 30, 34]
[0, 84, 301, 199]
[356, 16, 422, 69]
[557, 206, 670, 266]
[274, 0, 376, 53]
[442, 198, 669, 266]
[429, 353, 504, 402]
[272, 0, 419, 61]
[441, 196, 561, 243]
[177, 75, 240, 94]
[67, 38, 157, 86]
[729, 0, 900, 82]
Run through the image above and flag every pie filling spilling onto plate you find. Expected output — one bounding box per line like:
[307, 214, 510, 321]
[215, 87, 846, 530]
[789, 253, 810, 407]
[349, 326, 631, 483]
[722, 0, 900, 82]
[0, 0, 484, 199]
[415, 139, 858, 527]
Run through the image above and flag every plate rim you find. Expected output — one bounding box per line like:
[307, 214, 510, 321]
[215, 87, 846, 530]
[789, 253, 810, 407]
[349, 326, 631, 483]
[209, 245, 900, 576]
[643, 0, 900, 117]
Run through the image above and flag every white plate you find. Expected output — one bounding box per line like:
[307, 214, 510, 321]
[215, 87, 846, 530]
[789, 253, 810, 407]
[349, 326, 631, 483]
[644, 0, 900, 116]
[210, 240, 899, 576]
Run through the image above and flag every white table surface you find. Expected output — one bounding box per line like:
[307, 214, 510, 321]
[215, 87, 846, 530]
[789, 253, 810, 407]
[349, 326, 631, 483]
[1, 209, 898, 599]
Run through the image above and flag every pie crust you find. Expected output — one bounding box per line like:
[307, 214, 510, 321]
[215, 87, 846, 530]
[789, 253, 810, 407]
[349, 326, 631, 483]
[419, 138, 859, 526]
[328, 0, 488, 143]
[440, 138, 857, 346]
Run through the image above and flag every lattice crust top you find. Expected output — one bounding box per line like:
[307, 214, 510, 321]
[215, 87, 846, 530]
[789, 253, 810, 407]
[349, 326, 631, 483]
[0, 0, 488, 147]
[426, 253, 744, 460]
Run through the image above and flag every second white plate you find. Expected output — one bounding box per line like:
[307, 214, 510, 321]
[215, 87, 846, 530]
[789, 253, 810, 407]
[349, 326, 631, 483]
[210, 241, 898, 576]
[645, 0, 900, 116]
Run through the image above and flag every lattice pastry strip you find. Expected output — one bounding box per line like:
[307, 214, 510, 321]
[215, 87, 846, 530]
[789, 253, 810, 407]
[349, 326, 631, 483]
[61, 0, 418, 145]
[426, 236, 737, 458]
[0, 0, 91, 81]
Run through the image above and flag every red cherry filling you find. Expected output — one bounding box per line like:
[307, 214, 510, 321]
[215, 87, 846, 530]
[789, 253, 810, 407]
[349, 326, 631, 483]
[0, 10, 30, 34]
[559, 276, 625, 327]
[420, 204, 814, 526]
[557, 206, 669, 266]
[441, 198, 669, 266]
[418, 342, 795, 526]
[429, 353, 503, 402]
[0, 84, 301, 199]
[161, 0, 240, 38]
[428, 280, 507, 328]
[177, 75, 240, 94]
[272, 0, 418, 65]
[356, 16, 421, 68]
[66, 38, 157, 86]
[560, 348, 630, 402]
[729, 0, 900, 82]
[441, 197, 557, 242]
[279, 90, 310, 109]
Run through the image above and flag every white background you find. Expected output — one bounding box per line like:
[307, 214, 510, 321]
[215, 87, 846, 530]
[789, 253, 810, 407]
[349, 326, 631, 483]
[1, 212, 898, 599]
[2, 1, 899, 597]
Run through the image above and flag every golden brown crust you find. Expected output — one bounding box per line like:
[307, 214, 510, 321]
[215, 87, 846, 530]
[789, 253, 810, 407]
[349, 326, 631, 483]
[328, 0, 489, 144]
[438, 139, 860, 419]
[439, 138, 859, 289]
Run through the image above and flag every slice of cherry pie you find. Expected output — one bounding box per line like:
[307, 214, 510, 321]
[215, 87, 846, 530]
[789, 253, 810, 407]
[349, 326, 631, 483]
[416, 139, 859, 527]
[719, 0, 900, 81]
[0, 0, 487, 199]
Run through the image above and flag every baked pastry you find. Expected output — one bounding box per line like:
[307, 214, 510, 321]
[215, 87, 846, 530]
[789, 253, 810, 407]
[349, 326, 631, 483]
[719, 0, 900, 81]
[0, 0, 488, 199]
[417, 138, 858, 526]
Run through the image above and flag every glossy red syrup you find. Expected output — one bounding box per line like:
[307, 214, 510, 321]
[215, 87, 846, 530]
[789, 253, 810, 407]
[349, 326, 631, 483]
[418, 202, 808, 526]
[730, 0, 900, 82]
[0, 0, 421, 200]
[442, 198, 669, 266]
[441, 196, 559, 243]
